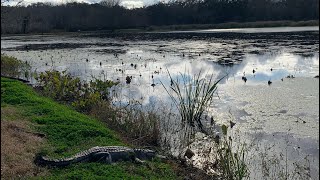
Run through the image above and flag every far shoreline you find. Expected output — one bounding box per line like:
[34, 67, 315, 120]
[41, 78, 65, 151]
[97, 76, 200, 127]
[0, 20, 319, 37]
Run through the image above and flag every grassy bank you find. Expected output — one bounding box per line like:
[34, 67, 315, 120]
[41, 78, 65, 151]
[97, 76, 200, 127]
[0, 77, 179, 179]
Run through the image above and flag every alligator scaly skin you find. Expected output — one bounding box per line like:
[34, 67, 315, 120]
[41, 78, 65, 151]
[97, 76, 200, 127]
[35, 146, 155, 167]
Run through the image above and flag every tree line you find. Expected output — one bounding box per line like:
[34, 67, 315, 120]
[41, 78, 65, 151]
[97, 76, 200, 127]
[1, 0, 319, 34]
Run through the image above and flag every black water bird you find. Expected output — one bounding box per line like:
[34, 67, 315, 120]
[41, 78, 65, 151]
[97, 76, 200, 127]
[86, 58, 89, 62]
[229, 121, 236, 128]
[100, 62, 102, 66]
[151, 83, 156, 87]
[268, 80, 272, 85]
[214, 135, 220, 144]
[253, 69, 256, 74]
[270, 68, 273, 71]
[126, 76, 132, 84]
[210, 116, 215, 126]
[281, 78, 284, 81]
[242, 76, 247, 83]
[183, 53, 185, 57]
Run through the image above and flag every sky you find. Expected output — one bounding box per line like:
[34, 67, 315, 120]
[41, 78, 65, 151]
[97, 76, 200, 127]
[3, 0, 163, 9]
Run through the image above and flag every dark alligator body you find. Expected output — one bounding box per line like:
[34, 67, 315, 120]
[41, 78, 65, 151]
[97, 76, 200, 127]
[35, 146, 156, 167]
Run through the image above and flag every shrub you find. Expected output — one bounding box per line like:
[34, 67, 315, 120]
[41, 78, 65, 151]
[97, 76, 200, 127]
[35, 70, 118, 112]
[1, 54, 31, 79]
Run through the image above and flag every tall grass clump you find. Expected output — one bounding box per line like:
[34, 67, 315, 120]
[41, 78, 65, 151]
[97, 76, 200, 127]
[89, 102, 161, 147]
[161, 70, 224, 141]
[217, 125, 249, 180]
[1, 54, 31, 79]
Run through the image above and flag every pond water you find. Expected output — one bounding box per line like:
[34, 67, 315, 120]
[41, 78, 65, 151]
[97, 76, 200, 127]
[1, 26, 319, 179]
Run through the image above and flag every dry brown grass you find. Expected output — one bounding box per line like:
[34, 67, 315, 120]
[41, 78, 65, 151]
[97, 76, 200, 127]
[1, 105, 48, 179]
[88, 101, 160, 147]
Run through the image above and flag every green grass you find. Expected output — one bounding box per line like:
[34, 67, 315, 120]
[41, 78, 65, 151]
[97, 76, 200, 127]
[1, 77, 179, 179]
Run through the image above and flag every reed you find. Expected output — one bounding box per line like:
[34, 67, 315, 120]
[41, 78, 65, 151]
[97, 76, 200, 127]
[161, 70, 224, 142]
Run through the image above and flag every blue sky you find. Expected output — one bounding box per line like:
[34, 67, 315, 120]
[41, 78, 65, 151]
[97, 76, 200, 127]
[4, 0, 164, 8]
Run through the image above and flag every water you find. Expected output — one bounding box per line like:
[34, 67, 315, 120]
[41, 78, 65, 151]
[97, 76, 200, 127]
[1, 26, 319, 179]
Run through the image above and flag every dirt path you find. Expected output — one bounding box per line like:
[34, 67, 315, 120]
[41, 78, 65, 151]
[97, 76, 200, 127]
[1, 105, 48, 179]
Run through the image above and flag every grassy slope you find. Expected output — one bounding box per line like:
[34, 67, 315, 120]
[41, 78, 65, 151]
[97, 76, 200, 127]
[1, 77, 179, 179]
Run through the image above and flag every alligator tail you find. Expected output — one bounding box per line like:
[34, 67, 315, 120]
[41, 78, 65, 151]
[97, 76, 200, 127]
[34, 153, 85, 167]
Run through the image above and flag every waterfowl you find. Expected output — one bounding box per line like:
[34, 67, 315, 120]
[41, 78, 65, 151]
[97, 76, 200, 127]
[229, 121, 236, 128]
[126, 76, 132, 84]
[253, 69, 256, 74]
[242, 76, 247, 83]
[268, 80, 272, 85]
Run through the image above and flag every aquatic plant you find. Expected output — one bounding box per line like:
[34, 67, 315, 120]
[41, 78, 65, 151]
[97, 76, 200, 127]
[161, 70, 224, 139]
[217, 125, 249, 180]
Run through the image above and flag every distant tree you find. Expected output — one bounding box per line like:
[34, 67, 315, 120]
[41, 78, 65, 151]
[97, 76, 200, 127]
[100, 0, 121, 7]
[1, 0, 318, 34]
[1, 0, 25, 33]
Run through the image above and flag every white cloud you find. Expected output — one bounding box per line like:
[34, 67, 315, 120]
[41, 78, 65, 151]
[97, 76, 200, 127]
[120, 0, 144, 9]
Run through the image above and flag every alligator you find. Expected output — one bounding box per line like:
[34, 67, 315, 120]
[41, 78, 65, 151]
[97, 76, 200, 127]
[34, 146, 157, 167]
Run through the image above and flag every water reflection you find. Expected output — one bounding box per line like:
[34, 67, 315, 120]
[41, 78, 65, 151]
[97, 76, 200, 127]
[1, 31, 319, 179]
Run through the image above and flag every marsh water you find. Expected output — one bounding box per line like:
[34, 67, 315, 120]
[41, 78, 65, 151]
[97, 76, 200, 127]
[1, 26, 319, 179]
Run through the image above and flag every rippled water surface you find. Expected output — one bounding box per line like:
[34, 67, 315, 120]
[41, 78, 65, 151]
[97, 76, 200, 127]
[1, 26, 319, 179]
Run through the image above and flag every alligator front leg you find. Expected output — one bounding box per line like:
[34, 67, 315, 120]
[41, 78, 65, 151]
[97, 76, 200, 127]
[91, 152, 112, 164]
[134, 158, 145, 164]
